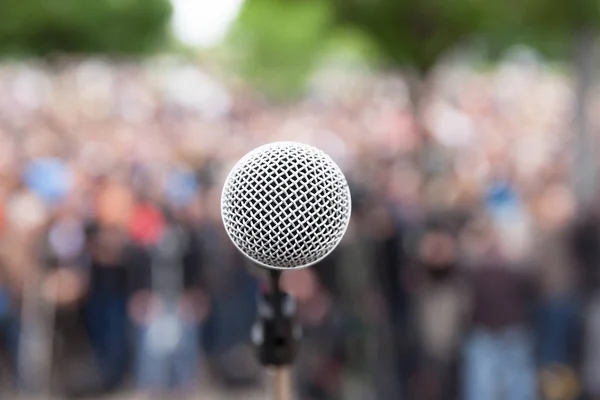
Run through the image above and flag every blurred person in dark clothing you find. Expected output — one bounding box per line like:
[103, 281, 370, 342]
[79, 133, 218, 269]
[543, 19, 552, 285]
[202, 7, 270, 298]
[583, 292, 600, 399]
[571, 202, 600, 296]
[573, 200, 600, 398]
[0, 260, 20, 390]
[127, 194, 208, 396]
[82, 222, 130, 393]
[365, 203, 411, 395]
[0, 192, 21, 385]
[580, 200, 600, 400]
[365, 190, 422, 400]
[39, 206, 89, 372]
[197, 188, 262, 389]
[461, 217, 537, 400]
[79, 175, 135, 393]
[530, 185, 583, 399]
[368, 203, 412, 328]
[410, 226, 470, 400]
[282, 268, 349, 400]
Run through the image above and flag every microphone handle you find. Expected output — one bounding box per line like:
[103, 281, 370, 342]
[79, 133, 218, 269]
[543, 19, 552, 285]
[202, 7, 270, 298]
[274, 367, 291, 400]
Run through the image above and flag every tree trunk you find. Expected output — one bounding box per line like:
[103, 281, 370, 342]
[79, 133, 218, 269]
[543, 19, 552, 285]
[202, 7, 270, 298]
[572, 28, 599, 208]
[404, 68, 434, 175]
[404, 68, 425, 115]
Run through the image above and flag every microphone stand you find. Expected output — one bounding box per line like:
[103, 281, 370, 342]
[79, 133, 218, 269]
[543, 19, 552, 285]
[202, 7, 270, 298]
[253, 270, 300, 400]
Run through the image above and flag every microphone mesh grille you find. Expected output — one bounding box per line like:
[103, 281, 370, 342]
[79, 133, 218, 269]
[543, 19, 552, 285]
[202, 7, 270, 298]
[221, 142, 351, 269]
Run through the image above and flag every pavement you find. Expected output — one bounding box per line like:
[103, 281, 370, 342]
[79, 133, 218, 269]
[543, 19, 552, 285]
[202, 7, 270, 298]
[2, 382, 370, 400]
[0, 373, 370, 400]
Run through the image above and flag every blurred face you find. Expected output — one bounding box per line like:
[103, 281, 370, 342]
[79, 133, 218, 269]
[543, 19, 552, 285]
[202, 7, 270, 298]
[419, 231, 456, 268]
[181, 194, 204, 223]
[460, 217, 501, 261]
[6, 190, 48, 235]
[537, 185, 574, 230]
[366, 205, 395, 239]
[281, 269, 318, 302]
[387, 166, 422, 205]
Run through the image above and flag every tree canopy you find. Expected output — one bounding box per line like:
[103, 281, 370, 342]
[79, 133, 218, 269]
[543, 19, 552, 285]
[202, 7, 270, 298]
[0, 0, 172, 56]
[225, 0, 336, 97]
[228, 0, 489, 97]
[473, 0, 600, 59]
[230, 0, 600, 97]
[331, 0, 484, 73]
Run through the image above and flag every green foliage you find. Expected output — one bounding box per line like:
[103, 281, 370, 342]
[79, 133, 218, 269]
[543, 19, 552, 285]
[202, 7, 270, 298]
[226, 0, 335, 98]
[321, 27, 384, 66]
[229, 0, 600, 97]
[230, 0, 486, 97]
[0, 0, 172, 56]
[474, 0, 600, 60]
[332, 0, 600, 67]
[332, 0, 484, 73]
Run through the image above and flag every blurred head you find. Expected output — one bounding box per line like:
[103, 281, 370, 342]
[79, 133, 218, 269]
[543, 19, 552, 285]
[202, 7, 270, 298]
[386, 163, 422, 206]
[536, 183, 575, 231]
[418, 229, 457, 272]
[365, 204, 396, 240]
[95, 176, 134, 229]
[281, 268, 320, 303]
[5, 190, 48, 235]
[460, 214, 502, 262]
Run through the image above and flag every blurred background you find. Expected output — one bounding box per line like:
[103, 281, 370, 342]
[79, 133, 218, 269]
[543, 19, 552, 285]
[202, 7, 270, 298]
[1, 0, 600, 399]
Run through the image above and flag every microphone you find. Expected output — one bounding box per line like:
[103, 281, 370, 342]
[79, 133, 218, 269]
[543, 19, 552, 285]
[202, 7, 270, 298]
[221, 142, 352, 399]
[221, 141, 352, 270]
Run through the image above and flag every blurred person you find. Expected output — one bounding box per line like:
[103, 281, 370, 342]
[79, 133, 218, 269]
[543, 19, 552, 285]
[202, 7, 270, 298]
[80, 222, 130, 394]
[5, 184, 85, 394]
[197, 188, 262, 389]
[79, 176, 136, 394]
[0, 241, 19, 390]
[0, 266, 14, 386]
[583, 291, 600, 400]
[461, 217, 537, 400]
[0, 190, 18, 372]
[128, 195, 208, 397]
[410, 224, 470, 400]
[484, 177, 533, 263]
[37, 205, 89, 394]
[356, 159, 424, 398]
[580, 199, 600, 400]
[360, 194, 419, 400]
[571, 198, 600, 296]
[530, 184, 582, 400]
[0, 188, 51, 392]
[282, 268, 349, 400]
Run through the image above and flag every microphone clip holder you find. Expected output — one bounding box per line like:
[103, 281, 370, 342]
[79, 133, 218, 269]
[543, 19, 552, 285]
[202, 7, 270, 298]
[252, 270, 301, 367]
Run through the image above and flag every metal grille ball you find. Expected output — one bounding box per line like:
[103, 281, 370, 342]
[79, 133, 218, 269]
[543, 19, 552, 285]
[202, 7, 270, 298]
[221, 141, 352, 270]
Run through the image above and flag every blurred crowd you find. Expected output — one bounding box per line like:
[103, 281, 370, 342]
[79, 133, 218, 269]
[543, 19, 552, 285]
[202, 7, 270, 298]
[0, 54, 598, 400]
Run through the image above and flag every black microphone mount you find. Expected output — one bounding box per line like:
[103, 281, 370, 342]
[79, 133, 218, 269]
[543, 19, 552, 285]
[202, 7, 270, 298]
[252, 270, 301, 368]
